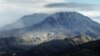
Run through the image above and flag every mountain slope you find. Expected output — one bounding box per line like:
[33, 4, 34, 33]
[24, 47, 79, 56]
[20, 12, 100, 38]
[0, 13, 49, 31]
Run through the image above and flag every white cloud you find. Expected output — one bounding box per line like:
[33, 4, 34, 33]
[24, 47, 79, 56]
[41, 0, 66, 3]
[4, 0, 65, 4]
[79, 11, 100, 17]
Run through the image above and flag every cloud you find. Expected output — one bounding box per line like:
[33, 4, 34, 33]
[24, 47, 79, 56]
[4, 0, 66, 4]
[90, 16, 100, 23]
[78, 11, 100, 17]
[45, 3, 100, 11]
[0, 0, 68, 14]
[0, 0, 36, 27]
[44, 2, 100, 19]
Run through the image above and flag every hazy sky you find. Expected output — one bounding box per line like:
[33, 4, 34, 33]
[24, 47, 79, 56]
[0, 0, 100, 27]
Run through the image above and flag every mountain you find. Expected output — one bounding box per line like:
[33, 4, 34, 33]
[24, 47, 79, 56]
[0, 12, 100, 44]
[19, 12, 100, 37]
[12, 12, 100, 44]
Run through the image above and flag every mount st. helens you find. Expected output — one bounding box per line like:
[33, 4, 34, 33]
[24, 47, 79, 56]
[0, 12, 100, 44]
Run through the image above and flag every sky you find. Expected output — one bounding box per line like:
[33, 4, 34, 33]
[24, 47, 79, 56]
[0, 0, 100, 27]
[69, 0, 100, 4]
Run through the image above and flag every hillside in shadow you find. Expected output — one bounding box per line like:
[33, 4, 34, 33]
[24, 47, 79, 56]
[19, 39, 100, 56]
